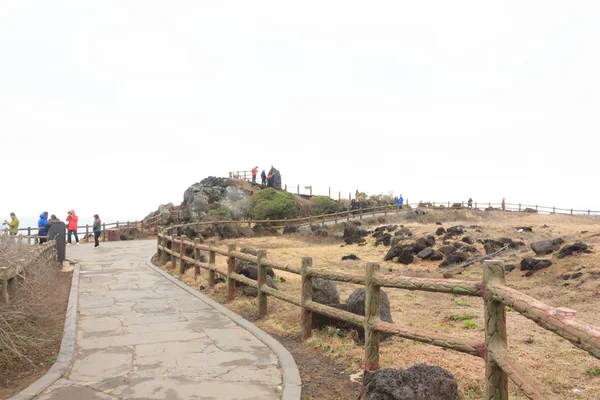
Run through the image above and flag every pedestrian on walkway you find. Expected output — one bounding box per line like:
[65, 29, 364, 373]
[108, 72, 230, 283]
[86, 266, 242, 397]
[3, 212, 19, 236]
[38, 213, 50, 244]
[397, 194, 404, 209]
[93, 214, 102, 248]
[48, 214, 60, 226]
[468, 198, 473, 209]
[501, 198, 506, 211]
[251, 166, 258, 184]
[66, 210, 79, 245]
[260, 170, 267, 185]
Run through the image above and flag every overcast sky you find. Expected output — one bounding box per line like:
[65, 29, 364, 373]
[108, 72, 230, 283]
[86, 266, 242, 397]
[2, 1, 599, 224]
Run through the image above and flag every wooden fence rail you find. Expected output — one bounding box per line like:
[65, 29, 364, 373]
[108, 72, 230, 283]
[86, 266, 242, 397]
[156, 231, 599, 400]
[0, 240, 56, 303]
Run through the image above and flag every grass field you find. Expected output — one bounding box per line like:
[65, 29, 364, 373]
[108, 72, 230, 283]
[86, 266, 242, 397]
[164, 209, 600, 399]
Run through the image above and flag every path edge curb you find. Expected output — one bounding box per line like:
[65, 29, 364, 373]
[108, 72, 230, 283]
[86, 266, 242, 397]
[10, 262, 80, 400]
[145, 260, 302, 400]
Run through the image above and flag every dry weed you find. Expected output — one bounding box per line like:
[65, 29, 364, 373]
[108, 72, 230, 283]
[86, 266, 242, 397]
[0, 240, 64, 370]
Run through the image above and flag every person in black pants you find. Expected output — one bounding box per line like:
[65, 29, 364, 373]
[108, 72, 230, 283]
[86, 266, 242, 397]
[93, 214, 102, 248]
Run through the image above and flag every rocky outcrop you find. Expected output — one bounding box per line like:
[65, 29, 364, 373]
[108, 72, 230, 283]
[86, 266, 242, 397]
[181, 177, 249, 222]
[520, 258, 552, 271]
[361, 365, 459, 400]
[312, 278, 340, 304]
[143, 203, 174, 226]
[531, 238, 564, 255]
[346, 288, 393, 340]
[558, 242, 591, 258]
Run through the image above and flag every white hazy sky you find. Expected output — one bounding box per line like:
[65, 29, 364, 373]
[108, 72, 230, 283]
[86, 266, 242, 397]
[2, 1, 600, 224]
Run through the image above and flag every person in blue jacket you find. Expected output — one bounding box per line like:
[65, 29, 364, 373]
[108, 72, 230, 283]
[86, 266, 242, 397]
[38, 213, 50, 244]
[397, 194, 404, 209]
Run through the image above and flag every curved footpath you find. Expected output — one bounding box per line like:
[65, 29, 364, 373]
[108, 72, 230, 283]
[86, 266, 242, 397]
[13, 240, 300, 400]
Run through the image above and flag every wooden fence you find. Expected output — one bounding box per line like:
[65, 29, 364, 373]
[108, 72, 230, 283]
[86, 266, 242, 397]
[15, 215, 163, 245]
[0, 240, 56, 303]
[156, 230, 600, 400]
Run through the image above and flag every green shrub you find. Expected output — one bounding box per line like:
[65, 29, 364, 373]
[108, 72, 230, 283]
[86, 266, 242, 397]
[311, 196, 343, 215]
[446, 313, 477, 322]
[250, 189, 298, 220]
[208, 206, 231, 218]
[462, 321, 479, 329]
[587, 367, 600, 377]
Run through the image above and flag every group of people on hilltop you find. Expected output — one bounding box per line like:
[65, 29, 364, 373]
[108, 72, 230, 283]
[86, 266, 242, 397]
[3, 210, 103, 248]
[251, 166, 277, 188]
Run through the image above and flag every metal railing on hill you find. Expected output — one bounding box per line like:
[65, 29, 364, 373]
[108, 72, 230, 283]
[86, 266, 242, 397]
[155, 232, 600, 400]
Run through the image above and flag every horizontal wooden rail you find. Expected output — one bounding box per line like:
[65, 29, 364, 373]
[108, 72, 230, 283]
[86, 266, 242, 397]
[375, 320, 484, 357]
[261, 259, 302, 275]
[308, 268, 365, 285]
[260, 285, 302, 307]
[374, 275, 483, 296]
[489, 348, 559, 400]
[488, 285, 600, 359]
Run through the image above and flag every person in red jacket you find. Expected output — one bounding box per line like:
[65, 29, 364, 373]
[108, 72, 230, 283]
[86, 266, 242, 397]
[66, 209, 79, 245]
[251, 166, 258, 183]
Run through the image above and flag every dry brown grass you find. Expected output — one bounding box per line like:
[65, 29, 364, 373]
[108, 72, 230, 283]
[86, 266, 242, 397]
[160, 211, 600, 399]
[0, 240, 71, 396]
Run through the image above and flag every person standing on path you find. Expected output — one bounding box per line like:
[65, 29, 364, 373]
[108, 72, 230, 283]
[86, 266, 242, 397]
[397, 194, 404, 209]
[251, 166, 258, 183]
[66, 210, 79, 245]
[38, 213, 50, 244]
[93, 214, 102, 248]
[501, 198, 506, 211]
[3, 212, 19, 235]
[468, 197, 473, 209]
[260, 170, 267, 185]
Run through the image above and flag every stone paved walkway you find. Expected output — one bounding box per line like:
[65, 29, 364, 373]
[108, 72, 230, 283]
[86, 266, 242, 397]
[37, 240, 284, 400]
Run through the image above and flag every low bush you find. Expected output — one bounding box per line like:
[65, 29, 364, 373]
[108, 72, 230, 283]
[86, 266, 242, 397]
[250, 188, 298, 220]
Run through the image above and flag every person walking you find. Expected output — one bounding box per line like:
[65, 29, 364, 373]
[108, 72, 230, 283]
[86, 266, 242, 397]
[251, 166, 258, 184]
[93, 214, 102, 248]
[397, 194, 404, 209]
[468, 198, 473, 209]
[38, 213, 50, 244]
[66, 210, 79, 245]
[3, 213, 19, 236]
[260, 170, 267, 185]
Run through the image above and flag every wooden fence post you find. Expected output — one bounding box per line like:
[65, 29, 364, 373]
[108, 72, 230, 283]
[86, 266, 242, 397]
[179, 235, 188, 275]
[227, 243, 236, 302]
[85, 224, 89, 242]
[571, 208, 573, 215]
[171, 235, 177, 268]
[300, 256, 313, 341]
[208, 239, 216, 290]
[364, 262, 381, 372]
[102, 223, 106, 242]
[194, 238, 202, 279]
[484, 260, 508, 400]
[257, 249, 268, 317]
[141, 221, 144, 235]
[156, 229, 162, 260]
[519, 203, 521, 212]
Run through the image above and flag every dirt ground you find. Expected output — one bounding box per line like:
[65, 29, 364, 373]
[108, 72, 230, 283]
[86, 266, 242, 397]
[164, 209, 600, 399]
[0, 266, 72, 399]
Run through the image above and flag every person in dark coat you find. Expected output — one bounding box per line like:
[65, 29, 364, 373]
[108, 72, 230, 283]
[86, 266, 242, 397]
[261, 170, 267, 185]
[93, 214, 102, 248]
